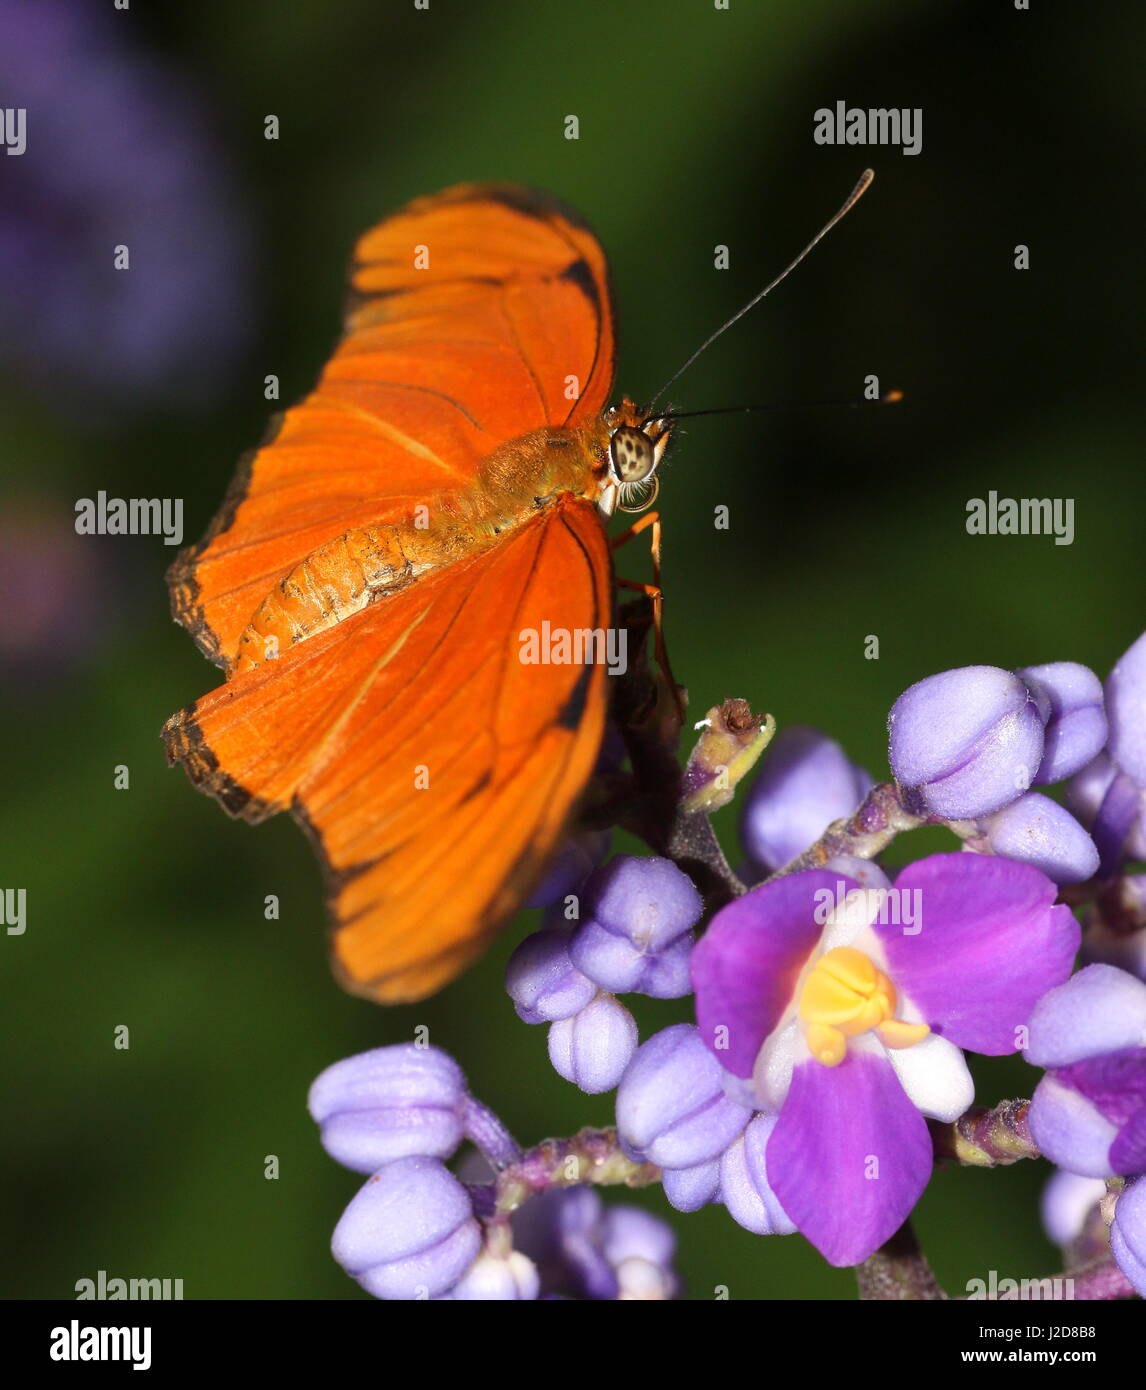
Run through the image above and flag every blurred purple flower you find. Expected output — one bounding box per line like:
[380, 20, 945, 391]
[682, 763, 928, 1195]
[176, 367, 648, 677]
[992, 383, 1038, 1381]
[740, 726, 872, 872]
[0, 0, 252, 415]
[513, 1187, 680, 1300]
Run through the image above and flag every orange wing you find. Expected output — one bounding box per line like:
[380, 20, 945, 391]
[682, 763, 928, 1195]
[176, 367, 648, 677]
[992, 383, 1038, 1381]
[169, 184, 615, 670]
[163, 496, 612, 1002]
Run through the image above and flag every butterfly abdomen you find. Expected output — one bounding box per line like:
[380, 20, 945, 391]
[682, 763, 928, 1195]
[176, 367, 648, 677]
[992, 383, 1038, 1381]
[233, 526, 425, 672]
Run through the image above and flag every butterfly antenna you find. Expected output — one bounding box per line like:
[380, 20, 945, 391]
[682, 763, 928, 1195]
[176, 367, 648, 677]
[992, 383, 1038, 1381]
[648, 168, 875, 410]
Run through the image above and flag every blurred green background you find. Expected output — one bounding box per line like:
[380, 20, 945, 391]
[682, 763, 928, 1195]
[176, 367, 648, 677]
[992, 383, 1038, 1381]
[2, 0, 1143, 1299]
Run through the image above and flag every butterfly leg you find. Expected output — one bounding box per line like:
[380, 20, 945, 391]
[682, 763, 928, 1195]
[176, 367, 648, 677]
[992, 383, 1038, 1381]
[611, 512, 684, 720]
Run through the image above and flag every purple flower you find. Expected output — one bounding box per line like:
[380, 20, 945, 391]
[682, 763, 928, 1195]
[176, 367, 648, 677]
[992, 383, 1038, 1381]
[1017, 662, 1107, 785]
[506, 928, 597, 1024]
[691, 854, 1079, 1266]
[888, 666, 1047, 819]
[616, 1024, 752, 1170]
[331, 1157, 482, 1300]
[0, 0, 251, 413]
[1111, 1178, 1146, 1298]
[548, 993, 638, 1094]
[568, 855, 702, 998]
[514, 1187, 680, 1300]
[973, 792, 1098, 884]
[740, 726, 872, 871]
[1024, 964, 1146, 1178]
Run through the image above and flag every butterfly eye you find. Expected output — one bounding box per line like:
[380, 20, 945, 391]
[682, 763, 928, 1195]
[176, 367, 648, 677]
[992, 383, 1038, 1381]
[608, 425, 655, 484]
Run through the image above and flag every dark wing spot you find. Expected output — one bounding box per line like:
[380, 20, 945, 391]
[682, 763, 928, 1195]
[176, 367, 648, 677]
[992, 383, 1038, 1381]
[558, 257, 599, 308]
[556, 660, 594, 732]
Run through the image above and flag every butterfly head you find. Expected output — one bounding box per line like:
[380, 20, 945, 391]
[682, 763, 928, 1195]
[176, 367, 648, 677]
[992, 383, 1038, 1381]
[597, 397, 673, 517]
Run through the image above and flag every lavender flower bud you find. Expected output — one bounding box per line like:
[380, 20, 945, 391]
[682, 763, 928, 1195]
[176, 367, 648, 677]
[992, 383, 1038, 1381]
[331, 1157, 482, 1300]
[720, 1115, 797, 1235]
[308, 1044, 468, 1174]
[741, 726, 873, 870]
[616, 1024, 752, 1169]
[1017, 662, 1107, 784]
[975, 792, 1099, 884]
[568, 855, 702, 997]
[1106, 631, 1146, 788]
[888, 665, 1047, 819]
[448, 1247, 540, 1301]
[548, 994, 639, 1094]
[505, 927, 597, 1024]
[661, 1157, 722, 1213]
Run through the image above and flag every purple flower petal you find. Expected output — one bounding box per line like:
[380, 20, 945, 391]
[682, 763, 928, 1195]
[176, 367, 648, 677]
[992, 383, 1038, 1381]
[1110, 1102, 1146, 1176]
[1029, 1074, 1120, 1177]
[876, 854, 1079, 1055]
[767, 1044, 933, 1267]
[692, 870, 848, 1077]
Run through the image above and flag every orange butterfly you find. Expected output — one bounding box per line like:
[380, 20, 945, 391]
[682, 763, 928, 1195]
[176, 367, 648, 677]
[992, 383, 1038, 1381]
[163, 184, 671, 1003]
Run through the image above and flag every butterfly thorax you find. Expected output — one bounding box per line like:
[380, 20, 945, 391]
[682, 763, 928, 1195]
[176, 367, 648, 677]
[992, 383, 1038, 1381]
[231, 421, 612, 675]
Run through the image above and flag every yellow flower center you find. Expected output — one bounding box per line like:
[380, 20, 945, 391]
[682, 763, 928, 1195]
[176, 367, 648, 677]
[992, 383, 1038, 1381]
[798, 946, 930, 1067]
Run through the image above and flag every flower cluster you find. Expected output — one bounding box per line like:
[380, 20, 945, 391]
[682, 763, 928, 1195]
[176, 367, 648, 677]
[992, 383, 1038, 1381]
[310, 631, 1146, 1298]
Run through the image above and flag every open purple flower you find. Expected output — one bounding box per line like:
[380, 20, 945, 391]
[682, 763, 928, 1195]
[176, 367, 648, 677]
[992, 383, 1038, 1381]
[691, 854, 1079, 1266]
[1024, 963, 1146, 1178]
